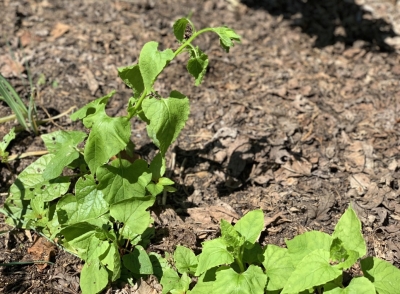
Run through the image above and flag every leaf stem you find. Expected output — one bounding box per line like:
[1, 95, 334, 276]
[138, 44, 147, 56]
[173, 28, 214, 58]
[236, 246, 245, 273]
[127, 90, 147, 119]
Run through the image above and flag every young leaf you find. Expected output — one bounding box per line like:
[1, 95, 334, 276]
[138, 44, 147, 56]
[110, 196, 155, 240]
[146, 182, 164, 196]
[234, 209, 264, 244]
[330, 238, 359, 270]
[361, 256, 400, 294]
[173, 18, 190, 43]
[286, 230, 332, 266]
[41, 130, 87, 180]
[142, 90, 190, 155]
[158, 177, 175, 186]
[118, 64, 144, 98]
[221, 219, 245, 250]
[262, 245, 295, 291]
[281, 249, 341, 294]
[70, 91, 115, 127]
[139, 41, 174, 91]
[174, 245, 198, 275]
[195, 238, 233, 276]
[213, 265, 267, 294]
[96, 159, 152, 204]
[161, 267, 189, 294]
[122, 245, 153, 275]
[84, 112, 131, 173]
[210, 27, 241, 53]
[324, 276, 375, 294]
[173, 17, 189, 43]
[332, 206, 366, 258]
[8, 154, 70, 201]
[80, 257, 109, 294]
[187, 48, 209, 86]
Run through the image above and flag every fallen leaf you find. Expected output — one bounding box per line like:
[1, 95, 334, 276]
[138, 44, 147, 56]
[27, 236, 56, 271]
[50, 22, 70, 40]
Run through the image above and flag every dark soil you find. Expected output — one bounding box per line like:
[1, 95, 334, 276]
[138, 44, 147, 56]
[1, 0, 400, 293]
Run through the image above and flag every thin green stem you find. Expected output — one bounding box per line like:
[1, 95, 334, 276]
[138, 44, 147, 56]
[236, 246, 245, 273]
[173, 28, 214, 58]
[127, 90, 147, 119]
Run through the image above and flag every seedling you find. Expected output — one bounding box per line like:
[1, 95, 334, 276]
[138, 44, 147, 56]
[2, 18, 240, 294]
[162, 206, 400, 294]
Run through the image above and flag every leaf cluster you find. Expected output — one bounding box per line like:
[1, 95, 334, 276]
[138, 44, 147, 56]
[2, 18, 240, 294]
[162, 207, 400, 294]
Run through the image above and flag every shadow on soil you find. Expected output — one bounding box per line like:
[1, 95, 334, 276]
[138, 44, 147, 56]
[241, 0, 397, 51]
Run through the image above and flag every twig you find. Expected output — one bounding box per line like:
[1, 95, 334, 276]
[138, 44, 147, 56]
[7, 150, 48, 161]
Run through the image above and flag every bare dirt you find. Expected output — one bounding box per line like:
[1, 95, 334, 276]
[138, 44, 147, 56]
[1, 0, 400, 293]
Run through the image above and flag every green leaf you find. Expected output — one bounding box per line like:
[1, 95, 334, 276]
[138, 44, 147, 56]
[42, 130, 86, 154]
[99, 241, 121, 281]
[262, 245, 295, 291]
[324, 276, 375, 294]
[146, 182, 164, 196]
[282, 249, 341, 294]
[170, 274, 191, 294]
[161, 267, 182, 294]
[70, 91, 115, 127]
[110, 196, 155, 240]
[84, 112, 131, 173]
[330, 238, 359, 270]
[56, 175, 109, 225]
[60, 222, 98, 258]
[3, 199, 32, 228]
[139, 41, 174, 91]
[41, 130, 87, 180]
[9, 154, 70, 201]
[242, 242, 263, 264]
[173, 18, 190, 42]
[221, 219, 245, 251]
[149, 152, 166, 180]
[174, 245, 198, 274]
[142, 90, 190, 155]
[234, 209, 264, 244]
[0, 127, 15, 161]
[122, 245, 153, 275]
[210, 27, 241, 53]
[332, 206, 366, 258]
[118, 64, 144, 98]
[187, 48, 209, 86]
[80, 258, 109, 294]
[361, 256, 400, 294]
[286, 230, 332, 266]
[97, 159, 152, 204]
[213, 265, 267, 294]
[195, 238, 233, 276]
[158, 177, 174, 186]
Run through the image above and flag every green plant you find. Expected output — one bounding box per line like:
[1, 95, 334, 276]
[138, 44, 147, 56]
[0, 74, 38, 134]
[2, 18, 240, 294]
[161, 207, 400, 294]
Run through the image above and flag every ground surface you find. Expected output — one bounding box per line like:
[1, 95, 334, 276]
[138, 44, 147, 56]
[1, 0, 400, 293]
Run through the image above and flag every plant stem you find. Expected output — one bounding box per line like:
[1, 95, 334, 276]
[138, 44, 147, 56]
[173, 28, 214, 58]
[236, 247, 245, 273]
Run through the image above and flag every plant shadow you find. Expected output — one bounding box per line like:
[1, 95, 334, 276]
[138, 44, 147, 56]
[241, 0, 397, 51]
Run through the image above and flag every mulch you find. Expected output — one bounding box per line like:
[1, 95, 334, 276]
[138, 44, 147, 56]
[1, 0, 400, 293]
